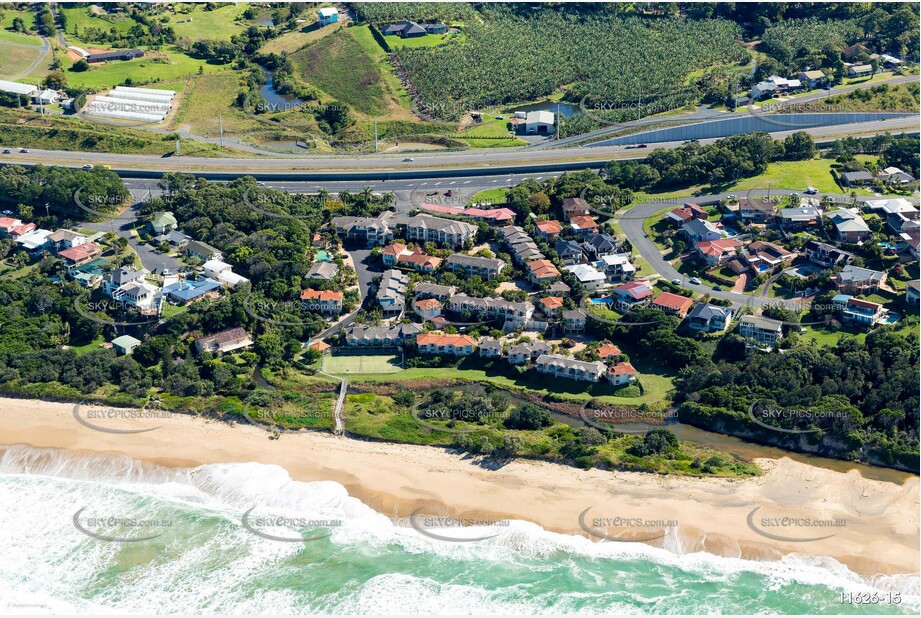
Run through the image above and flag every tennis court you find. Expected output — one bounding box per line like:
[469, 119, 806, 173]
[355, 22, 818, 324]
[321, 353, 403, 375]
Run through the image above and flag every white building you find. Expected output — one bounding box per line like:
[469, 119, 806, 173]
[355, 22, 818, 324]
[565, 263, 606, 291]
[0, 80, 37, 98]
[203, 259, 250, 288]
[524, 111, 555, 135]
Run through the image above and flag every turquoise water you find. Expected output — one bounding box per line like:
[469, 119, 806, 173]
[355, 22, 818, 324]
[0, 445, 917, 615]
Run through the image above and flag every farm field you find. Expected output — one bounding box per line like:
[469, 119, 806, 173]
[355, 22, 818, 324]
[169, 72, 253, 136]
[388, 30, 467, 49]
[321, 353, 403, 375]
[160, 3, 249, 40]
[259, 20, 344, 55]
[58, 47, 231, 90]
[719, 158, 876, 195]
[0, 43, 42, 80]
[0, 10, 43, 46]
[60, 5, 138, 45]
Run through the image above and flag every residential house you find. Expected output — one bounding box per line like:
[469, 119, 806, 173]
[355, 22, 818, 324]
[741, 241, 795, 273]
[376, 269, 410, 314]
[58, 242, 101, 268]
[448, 294, 534, 326]
[546, 281, 571, 296]
[607, 362, 638, 386]
[150, 211, 177, 234]
[397, 251, 441, 273]
[185, 240, 222, 262]
[509, 239, 544, 264]
[695, 238, 742, 266]
[905, 280, 920, 307]
[737, 197, 775, 223]
[195, 327, 254, 355]
[611, 281, 653, 310]
[390, 213, 477, 248]
[828, 210, 871, 242]
[875, 167, 915, 186]
[478, 337, 503, 358]
[803, 240, 853, 268]
[562, 308, 586, 332]
[111, 334, 141, 356]
[346, 323, 421, 347]
[462, 207, 516, 225]
[835, 265, 886, 294]
[797, 70, 827, 88]
[49, 229, 87, 250]
[535, 354, 606, 383]
[569, 215, 599, 237]
[583, 233, 620, 259]
[839, 170, 874, 187]
[597, 254, 635, 282]
[508, 341, 552, 365]
[416, 332, 476, 356]
[86, 49, 144, 63]
[751, 75, 802, 100]
[381, 242, 409, 266]
[597, 342, 622, 360]
[538, 296, 564, 316]
[846, 64, 872, 77]
[832, 294, 887, 328]
[317, 7, 339, 25]
[332, 216, 393, 247]
[412, 282, 457, 300]
[308, 341, 331, 354]
[300, 289, 344, 315]
[103, 267, 146, 297]
[665, 203, 709, 224]
[15, 229, 54, 254]
[686, 303, 734, 333]
[155, 230, 191, 248]
[203, 260, 249, 288]
[566, 263, 606, 291]
[445, 254, 505, 279]
[305, 261, 340, 281]
[111, 280, 161, 314]
[383, 20, 432, 37]
[414, 298, 443, 320]
[554, 239, 584, 264]
[778, 206, 820, 230]
[682, 218, 723, 243]
[0, 217, 23, 237]
[651, 292, 693, 318]
[7, 223, 35, 239]
[561, 197, 590, 221]
[535, 220, 562, 238]
[527, 259, 561, 285]
[162, 278, 222, 305]
[737, 315, 784, 349]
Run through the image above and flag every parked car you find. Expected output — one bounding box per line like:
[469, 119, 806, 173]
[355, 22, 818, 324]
[689, 277, 701, 285]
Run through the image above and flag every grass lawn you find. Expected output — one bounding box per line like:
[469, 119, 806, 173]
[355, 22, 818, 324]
[322, 353, 403, 375]
[719, 158, 874, 195]
[259, 20, 345, 55]
[290, 26, 392, 117]
[169, 72, 252, 137]
[468, 187, 507, 205]
[0, 43, 42, 80]
[60, 6, 138, 45]
[69, 335, 105, 355]
[57, 48, 230, 90]
[162, 3, 249, 41]
[454, 117, 525, 148]
[0, 11, 43, 46]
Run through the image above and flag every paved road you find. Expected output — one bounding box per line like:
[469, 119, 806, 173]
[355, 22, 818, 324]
[4, 116, 917, 175]
[618, 190, 920, 311]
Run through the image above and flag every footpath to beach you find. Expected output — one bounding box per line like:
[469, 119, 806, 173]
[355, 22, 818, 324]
[0, 397, 917, 577]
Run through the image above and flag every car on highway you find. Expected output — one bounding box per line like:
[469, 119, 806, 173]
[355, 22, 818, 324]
[82, 164, 94, 170]
[1, 149, 10, 155]
[671, 278, 681, 285]
[19, 149, 28, 154]
[636, 144, 648, 148]
[402, 157, 414, 162]
[256, 181, 266, 186]
[689, 277, 701, 285]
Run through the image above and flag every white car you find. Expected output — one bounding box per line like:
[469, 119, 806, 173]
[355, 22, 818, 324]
[82, 164, 94, 170]
[805, 186, 818, 195]
[671, 278, 681, 285]
[402, 157, 414, 162]
[689, 277, 702, 285]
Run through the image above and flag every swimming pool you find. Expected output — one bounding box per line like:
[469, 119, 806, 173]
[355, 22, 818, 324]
[590, 297, 613, 305]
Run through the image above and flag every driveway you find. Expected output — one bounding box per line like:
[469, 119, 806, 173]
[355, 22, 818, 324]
[312, 246, 379, 341]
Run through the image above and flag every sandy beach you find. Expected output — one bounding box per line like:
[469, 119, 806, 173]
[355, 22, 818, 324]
[0, 396, 917, 577]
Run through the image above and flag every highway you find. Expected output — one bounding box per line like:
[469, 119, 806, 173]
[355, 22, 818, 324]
[3, 115, 917, 177]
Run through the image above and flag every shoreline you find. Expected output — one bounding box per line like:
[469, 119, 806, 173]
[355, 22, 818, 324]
[0, 396, 917, 578]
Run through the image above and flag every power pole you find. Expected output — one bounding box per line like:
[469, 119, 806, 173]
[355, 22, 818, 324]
[373, 118, 378, 152]
[175, 139, 180, 156]
[218, 114, 223, 148]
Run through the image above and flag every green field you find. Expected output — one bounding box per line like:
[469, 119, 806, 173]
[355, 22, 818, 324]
[0, 43, 42, 80]
[60, 5, 138, 45]
[321, 353, 403, 375]
[0, 10, 43, 46]
[57, 47, 229, 90]
[388, 31, 467, 49]
[162, 3, 249, 41]
[721, 158, 874, 195]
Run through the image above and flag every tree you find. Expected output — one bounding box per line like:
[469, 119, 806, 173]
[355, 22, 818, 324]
[71, 59, 89, 72]
[783, 132, 816, 161]
[504, 403, 552, 430]
[627, 429, 679, 457]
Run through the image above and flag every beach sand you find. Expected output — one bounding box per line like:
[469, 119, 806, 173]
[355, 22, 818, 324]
[0, 397, 917, 577]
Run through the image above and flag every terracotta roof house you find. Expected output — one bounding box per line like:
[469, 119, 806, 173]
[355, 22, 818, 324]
[569, 215, 599, 237]
[538, 296, 564, 316]
[597, 342, 622, 359]
[414, 297, 443, 320]
[607, 361, 638, 386]
[381, 242, 408, 265]
[611, 281, 653, 309]
[561, 197, 590, 221]
[535, 220, 562, 238]
[58, 242, 101, 267]
[741, 241, 794, 273]
[397, 250, 442, 273]
[416, 332, 476, 356]
[463, 207, 516, 224]
[695, 238, 742, 266]
[651, 292, 693, 317]
[737, 197, 775, 223]
[666, 203, 709, 224]
[308, 341, 331, 353]
[196, 327, 254, 355]
[832, 294, 887, 328]
[527, 259, 561, 284]
[300, 288, 344, 315]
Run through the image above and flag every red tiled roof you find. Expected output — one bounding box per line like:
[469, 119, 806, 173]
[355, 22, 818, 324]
[536, 220, 562, 234]
[416, 332, 475, 347]
[300, 289, 344, 301]
[527, 258, 560, 279]
[309, 341, 331, 352]
[58, 242, 100, 262]
[382, 242, 407, 256]
[397, 251, 442, 269]
[613, 281, 653, 300]
[570, 215, 598, 229]
[848, 297, 881, 310]
[695, 238, 742, 257]
[652, 292, 693, 313]
[539, 296, 564, 309]
[609, 361, 638, 376]
[415, 298, 442, 310]
[465, 207, 515, 222]
[598, 343, 622, 358]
